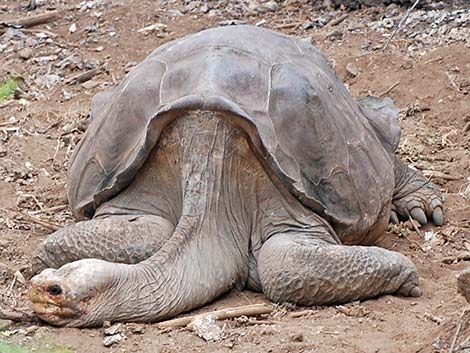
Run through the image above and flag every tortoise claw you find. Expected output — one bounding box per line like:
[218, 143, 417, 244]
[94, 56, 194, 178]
[390, 210, 399, 224]
[431, 207, 444, 226]
[408, 286, 422, 298]
[396, 271, 421, 298]
[410, 208, 427, 226]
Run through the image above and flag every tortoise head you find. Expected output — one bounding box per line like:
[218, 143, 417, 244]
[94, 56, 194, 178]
[29, 259, 120, 327]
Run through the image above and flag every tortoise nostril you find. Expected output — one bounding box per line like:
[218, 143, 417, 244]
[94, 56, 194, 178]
[47, 284, 62, 296]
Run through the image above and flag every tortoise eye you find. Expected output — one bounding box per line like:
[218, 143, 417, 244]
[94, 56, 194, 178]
[47, 284, 62, 296]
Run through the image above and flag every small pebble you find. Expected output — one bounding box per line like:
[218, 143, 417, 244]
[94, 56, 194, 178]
[19, 48, 33, 60]
[346, 62, 359, 78]
[104, 323, 122, 336]
[289, 333, 304, 342]
[103, 333, 124, 347]
[0, 320, 13, 332]
[81, 80, 100, 90]
[25, 325, 38, 335]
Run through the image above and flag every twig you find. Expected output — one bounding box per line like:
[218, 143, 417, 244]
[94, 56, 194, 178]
[407, 215, 421, 237]
[382, 0, 420, 52]
[446, 72, 467, 94]
[0, 99, 14, 109]
[422, 170, 463, 181]
[65, 68, 101, 85]
[328, 13, 348, 27]
[52, 133, 64, 162]
[7, 276, 16, 297]
[29, 204, 68, 215]
[157, 304, 273, 330]
[22, 213, 61, 231]
[0, 308, 37, 323]
[21, 28, 58, 38]
[318, 329, 340, 335]
[423, 56, 444, 65]
[0, 120, 15, 127]
[449, 309, 470, 353]
[464, 122, 470, 133]
[246, 319, 279, 326]
[379, 81, 400, 97]
[273, 22, 302, 30]
[442, 252, 470, 264]
[2, 11, 59, 28]
[335, 305, 367, 317]
[288, 309, 314, 318]
[402, 215, 426, 253]
[0, 207, 61, 231]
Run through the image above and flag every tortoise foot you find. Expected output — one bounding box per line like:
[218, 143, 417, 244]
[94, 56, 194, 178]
[392, 184, 443, 226]
[392, 158, 444, 227]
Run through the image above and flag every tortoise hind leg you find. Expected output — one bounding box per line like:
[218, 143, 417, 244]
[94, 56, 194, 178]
[258, 231, 421, 306]
[31, 215, 174, 274]
[391, 158, 444, 226]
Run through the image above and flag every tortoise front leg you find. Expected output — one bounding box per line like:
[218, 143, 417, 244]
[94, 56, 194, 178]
[258, 232, 421, 306]
[32, 215, 174, 274]
[392, 158, 444, 226]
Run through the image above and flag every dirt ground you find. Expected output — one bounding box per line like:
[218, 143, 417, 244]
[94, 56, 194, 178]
[0, 0, 469, 352]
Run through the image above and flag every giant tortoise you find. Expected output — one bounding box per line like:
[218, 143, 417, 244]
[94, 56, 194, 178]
[29, 25, 443, 327]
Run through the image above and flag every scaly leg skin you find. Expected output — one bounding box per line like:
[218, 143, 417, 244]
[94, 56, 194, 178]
[32, 215, 174, 274]
[258, 232, 421, 306]
[391, 157, 444, 226]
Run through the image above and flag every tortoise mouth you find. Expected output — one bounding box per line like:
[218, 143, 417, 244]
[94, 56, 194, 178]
[29, 284, 83, 325]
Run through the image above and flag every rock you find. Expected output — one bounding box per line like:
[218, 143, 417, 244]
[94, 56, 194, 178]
[0, 320, 13, 331]
[249, 0, 278, 14]
[69, 23, 77, 33]
[62, 89, 73, 101]
[259, 1, 278, 12]
[424, 230, 437, 242]
[137, 23, 167, 36]
[313, 16, 331, 27]
[382, 18, 395, 29]
[189, 314, 224, 342]
[167, 9, 183, 17]
[103, 323, 122, 336]
[327, 29, 343, 39]
[255, 19, 267, 27]
[219, 20, 246, 26]
[81, 80, 100, 90]
[199, 3, 209, 13]
[18, 48, 33, 60]
[346, 62, 359, 78]
[127, 323, 145, 334]
[302, 22, 314, 30]
[35, 74, 61, 89]
[457, 268, 470, 303]
[25, 325, 38, 335]
[289, 332, 304, 342]
[103, 323, 125, 347]
[13, 270, 26, 284]
[103, 333, 125, 347]
[124, 61, 137, 73]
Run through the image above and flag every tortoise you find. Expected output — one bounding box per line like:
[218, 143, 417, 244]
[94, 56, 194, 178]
[29, 25, 443, 327]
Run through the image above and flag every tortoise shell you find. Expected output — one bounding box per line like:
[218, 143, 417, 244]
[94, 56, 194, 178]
[68, 25, 400, 236]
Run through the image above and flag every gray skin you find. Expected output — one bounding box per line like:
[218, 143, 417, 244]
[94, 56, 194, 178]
[29, 26, 444, 327]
